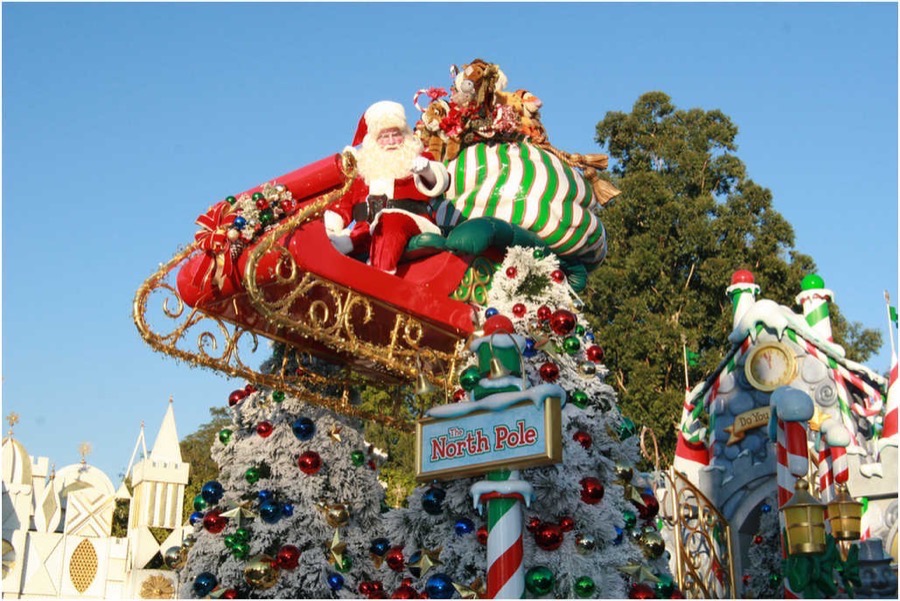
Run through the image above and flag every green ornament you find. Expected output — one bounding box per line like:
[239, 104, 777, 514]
[224, 533, 237, 549]
[571, 389, 589, 409]
[618, 417, 637, 440]
[335, 555, 353, 573]
[252, 192, 265, 201]
[232, 541, 251, 559]
[245, 466, 261, 484]
[234, 528, 250, 543]
[459, 366, 481, 391]
[525, 566, 555, 596]
[768, 573, 781, 586]
[272, 390, 285, 403]
[655, 574, 675, 597]
[259, 210, 274, 225]
[575, 324, 586, 336]
[533, 247, 547, 259]
[801, 273, 825, 291]
[350, 450, 366, 467]
[656, 517, 664, 531]
[861, 496, 869, 513]
[225, 195, 237, 205]
[193, 494, 209, 512]
[218, 428, 233, 445]
[623, 509, 637, 530]
[563, 336, 581, 355]
[574, 576, 595, 598]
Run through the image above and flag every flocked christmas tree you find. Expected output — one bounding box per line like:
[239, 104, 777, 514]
[741, 499, 783, 599]
[174, 246, 676, 599]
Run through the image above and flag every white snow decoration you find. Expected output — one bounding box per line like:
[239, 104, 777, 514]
[729, 299, 848, 358]
[477, 375, 525, 390]
[469, 333, 528, 353]
[820, 419, 851, 447]
[470, 476, 535, 511]
[425, 383, 567, 418]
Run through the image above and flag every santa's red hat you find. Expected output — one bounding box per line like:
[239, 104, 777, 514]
[352, 100, 409, 146]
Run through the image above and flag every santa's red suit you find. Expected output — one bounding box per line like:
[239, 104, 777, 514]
[324, 101, 450, 273]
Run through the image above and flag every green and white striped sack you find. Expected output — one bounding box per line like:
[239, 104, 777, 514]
[434, 141, 608, 269]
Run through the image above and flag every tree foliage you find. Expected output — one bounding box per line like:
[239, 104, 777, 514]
[586, 92, 881, 461]
[180, 406, 231, 522]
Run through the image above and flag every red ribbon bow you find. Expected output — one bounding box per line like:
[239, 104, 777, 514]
[192, 202, 236, 291]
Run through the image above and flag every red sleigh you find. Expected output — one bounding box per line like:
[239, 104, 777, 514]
[134, 153, 478, 428]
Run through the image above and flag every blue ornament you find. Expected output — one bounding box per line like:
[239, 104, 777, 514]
[523, 338, 537, 358]
[421, 487, 446, 515]
[259, 500, 282, 524]
[258, 489, 274, 503]
[613, 526, 624, 545]
[326, 572, 344, 591]
[585, 332, 595, 342]
[425, 573, 454, 599]
[233, 215, 247, 230]
[193, 572, 218, 597]
[292, 417, 316, 441]
[189, 511, 204, 526]
[454, 517, 475, 536]
[369, 537, 390, 557]
[408, 550, 423, 578]
[485, 307, 499, 318]
[761, 503, 772, 514]
[281, 503, 294, 517]
[200, 480, 224, 504]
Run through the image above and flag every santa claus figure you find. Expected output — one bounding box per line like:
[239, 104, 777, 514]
[324, 100, 450, 274]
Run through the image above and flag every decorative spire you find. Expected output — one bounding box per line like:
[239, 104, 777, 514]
[79, 442, 92, 465]
[6, 412, 19, 438]
[726, 270, 760, 330]
[149, 397, 183, 463]
[795, 273, 834, 342]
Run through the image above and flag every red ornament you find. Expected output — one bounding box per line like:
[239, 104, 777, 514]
[731, 269, 755, 284]
[386, 546, 405, 571]
[534, 522, 564, 550]
[742, 574, 751, 585]
[297, 451, 322, 475]
[202, 509, 228, 534]
[483, 314, 514, 336]
[638, 492, 659, 520]
[536, 305, 552, 321]
[276, 544, 301, 570]
[573, 430, 593, 449]
[228, 389, 247, 406]
[551, 269, 566, 283]
[559, 516, 575, 532]
[476, 526, 488, 545]
[255, 198, 270, 211]
[452, 388, 467, 402]
[392, 579, 418, 599]
[526, 516, 542, 532]
[539, 362, 560, 382]
[629, 583, 656, 599]
[549, 309, 576, 335]
[256, 421, 274, 438]
[512, 303, 527, 318]
[359, 582, 373, 596]
[579, 477, 605, 505]
[670, 589, 685, 599]
[505, 266, 518, 278]
[586, 345, 605, 363]
[753, 535, 763, 545]
[369, 582, 384, 599]
[244, 384, 257, 393]
[221, 589, 239, 600]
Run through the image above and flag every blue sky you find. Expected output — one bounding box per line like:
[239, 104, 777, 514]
[3, 3, 897, 480]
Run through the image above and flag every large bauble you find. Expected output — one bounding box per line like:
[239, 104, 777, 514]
[580, 477, 605, 504]
[424, 573, 454, 599]
[327, 572, 344, 591]
[163, 545, 186, 569]
[325, 503, 350, 528]
[370, 537, 391, 556]
[655, 574, 676, 598]
[292, 417, 316, 441]
[228, 389, 247, 406]
[525, 566, 555, 595]
[638, 492, 660, 520]
[193, 573, 218, 597]
[574, 576, 595, 598]
[549, 309, 576, 335]
[640, 530, 666, 559]
[259, 501, 282, 524]
[244, 555, 279, 589]
[629, 582, 656, 599]
[421, 487, 446, 515]
[202, 509, 228, 534]
[386, 546, 405, 571]
[539, 361, 560, 382]
[276, 545, 301, 570]
[392, 578, 419, 599]
[298, 451, 322, 474]
[483, 314, 514, 336]
[459, 366, 481, 391]
[574, 533, 596, 555]
[534, 522, 564, 551]
[200, 480, 224, 504]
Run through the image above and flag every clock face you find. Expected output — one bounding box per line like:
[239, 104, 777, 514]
[744, 343, 796, 391]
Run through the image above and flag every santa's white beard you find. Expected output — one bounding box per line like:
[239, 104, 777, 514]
[356, 135, 423, 182]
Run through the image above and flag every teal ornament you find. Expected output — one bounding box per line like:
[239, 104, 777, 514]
[655, 574, 675, 597]
[563, 336, 581, 354]
[459, 366, 481, 391]
[623, 509, 637, 530]
[618, 417, 637, 440]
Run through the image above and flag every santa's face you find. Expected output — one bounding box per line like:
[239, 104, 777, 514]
[376, 127, 405, 150]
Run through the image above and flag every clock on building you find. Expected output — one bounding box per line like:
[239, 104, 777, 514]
[744, 342, 797, 391]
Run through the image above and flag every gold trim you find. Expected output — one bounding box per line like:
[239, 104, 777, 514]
[415, 397, 562, 481]
[744, 341, 797, 392]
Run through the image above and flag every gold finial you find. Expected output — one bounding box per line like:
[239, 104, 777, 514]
[79, 442, 92, 465]
[6, 412, 19, 437]
[169, 395, 174, 404]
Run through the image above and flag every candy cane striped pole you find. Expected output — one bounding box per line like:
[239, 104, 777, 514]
[817, 446, 834, 503]
[471, 471, 532, 599]
[795, 274, 834, 343]
[879, 354, 898, 455]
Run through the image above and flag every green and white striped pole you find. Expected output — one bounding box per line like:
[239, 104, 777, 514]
[795, 273, 834, 343]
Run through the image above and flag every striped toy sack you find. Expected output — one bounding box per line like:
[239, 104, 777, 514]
[434, 141, 608, 270]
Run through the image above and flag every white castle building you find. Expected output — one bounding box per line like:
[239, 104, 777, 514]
[2, 399, 190, 598]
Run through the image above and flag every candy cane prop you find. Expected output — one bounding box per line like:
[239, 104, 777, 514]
[471, 471, 533, 599]
[795, 279, 834, 343]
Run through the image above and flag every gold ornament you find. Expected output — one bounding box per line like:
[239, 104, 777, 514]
[453, 577, 485, 599]
[162, 545, 186, 570]
[579, 361, 597, 376]
[181, 534, 196, 550]
[243, 554, 279, 589]
[618, 563, 660, 583]
[328, 424, 343, 443]
[574, 533, 596, 554]
[220, 501, 259, 524]
[409, 547, 443, 578]
[327, 529, 347, 566]
[626, 484, 646, 506]
[139, 574, 175, 599]
[615, 463, 633, 483]
[639, 530, 665, 559]
[320, 502, 350, 528]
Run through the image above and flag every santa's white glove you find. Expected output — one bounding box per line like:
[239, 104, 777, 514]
[323, 210, 345, 235]
[411, 156, 430, 174]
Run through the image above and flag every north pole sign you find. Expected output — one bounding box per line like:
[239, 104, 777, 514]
[415, 384, 564, 481]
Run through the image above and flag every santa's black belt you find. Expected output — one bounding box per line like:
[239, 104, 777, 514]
[353, 195, 432, 223]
